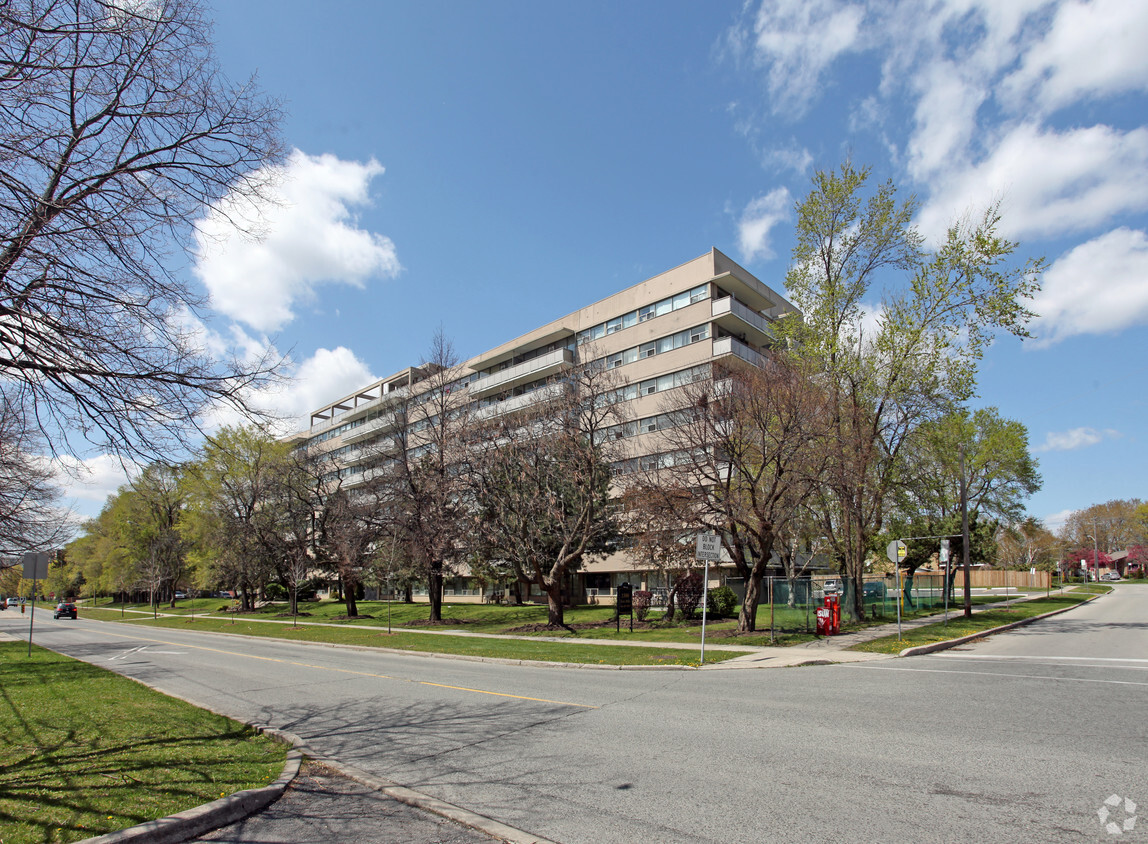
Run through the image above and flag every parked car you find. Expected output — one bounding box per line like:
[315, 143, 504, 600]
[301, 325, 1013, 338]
[174, 591, 188, 599]
[1100, 572, 1121, 582]
[863, 581, 887, 601]
[53, 602, 77, 620]
[823, 579, 841, 594]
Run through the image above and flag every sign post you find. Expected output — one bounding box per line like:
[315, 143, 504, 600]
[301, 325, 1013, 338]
[22, 552, 49, 657]
[886, 540, 907, 640]
[695, 533, 721, 665]
[940, 539, 950, 624]
[616, 582, 633, 633]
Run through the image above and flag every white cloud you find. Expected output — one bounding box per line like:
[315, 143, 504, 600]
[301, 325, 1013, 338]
[747, 0, 865, 117]
[207, 345, 378, 437]
[1041, 508, 1075, 533]
[1033, 427, 1121, 452]
[194, 150, 400, 334]
[761, 142, 814, 175]
[53, 454, 136, 507]
[1002, 0, 1148, 114]
[733, 1, 1148, 256]
[916, 124, 1148, 243]
[1029, 228, 1148, 345]
[737, 188, 792, 262]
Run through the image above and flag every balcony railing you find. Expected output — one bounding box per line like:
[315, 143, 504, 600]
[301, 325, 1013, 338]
[473, 382, 565, 420]
[469, 347, 574, 398]
[712, 335, 768, 369]
[711, 296, 776, 346]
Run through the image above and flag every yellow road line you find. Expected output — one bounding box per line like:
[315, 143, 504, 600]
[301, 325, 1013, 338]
[88, 626, 597, 709]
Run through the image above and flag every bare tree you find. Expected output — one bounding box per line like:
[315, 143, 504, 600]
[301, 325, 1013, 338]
[0, 0, 284, 458]
[624, 359, 826, 633]
[382, 331, 472, 622]
[465, 360, 622, 629]
[320, 487, 384, 618]
[0, 396, 70, 557]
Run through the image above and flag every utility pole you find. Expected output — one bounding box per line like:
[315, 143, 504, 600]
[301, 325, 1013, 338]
[960, 445, 972, 618]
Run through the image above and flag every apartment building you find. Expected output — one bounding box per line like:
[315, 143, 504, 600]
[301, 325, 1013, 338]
[291, 248, 796, 604]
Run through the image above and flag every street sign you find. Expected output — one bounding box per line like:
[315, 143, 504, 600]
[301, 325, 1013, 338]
[886, 540, 907, 564]
[695, 533, 721, 562]
[939, 539, 950, 563]
[22, 552, 48, 580]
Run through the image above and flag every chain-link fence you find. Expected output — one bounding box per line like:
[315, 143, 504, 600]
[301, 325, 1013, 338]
[725, 573, 965, 632]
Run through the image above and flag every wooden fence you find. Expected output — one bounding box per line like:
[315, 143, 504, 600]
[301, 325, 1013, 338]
[953, 569, 1051, 589]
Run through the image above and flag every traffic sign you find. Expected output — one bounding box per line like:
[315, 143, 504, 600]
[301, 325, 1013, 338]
[886, 540, 907, 564]
[22, 552, 48, 580]
[695, 533, 722, 562]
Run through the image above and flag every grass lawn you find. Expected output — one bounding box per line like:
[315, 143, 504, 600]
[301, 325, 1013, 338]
[80, 593, 1004, 655]
[0, 642, 286, 844]
[848, 592, 1102, 654]
[78, 608, 744, 665]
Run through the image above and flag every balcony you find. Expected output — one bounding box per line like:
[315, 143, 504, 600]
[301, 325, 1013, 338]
[341, 410, 402, 445]
[308, 383, 410, 435]
[711, 296, 776, 347]
[473, 382, 565, 420]
[712, 336, 768, 369]
[469, 347, 574, 398]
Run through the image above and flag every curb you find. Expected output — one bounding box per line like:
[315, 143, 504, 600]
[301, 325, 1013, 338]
[897, 592, 1103, 658]
[78, 737, 302, 844]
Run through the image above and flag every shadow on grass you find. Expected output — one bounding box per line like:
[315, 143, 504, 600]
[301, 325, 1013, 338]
[0, 643, 282, 843]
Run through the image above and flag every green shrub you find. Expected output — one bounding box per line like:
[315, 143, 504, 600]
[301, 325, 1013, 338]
[264, 582, 287, 601]
[707, 585, 738, 618]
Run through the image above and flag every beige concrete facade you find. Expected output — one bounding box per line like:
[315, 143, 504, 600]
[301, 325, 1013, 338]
[292, 248, 796, 604]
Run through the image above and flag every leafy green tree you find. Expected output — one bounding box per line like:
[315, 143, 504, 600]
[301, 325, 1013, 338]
[777, 162, 1043, 619]
[887, 407, 1041, 599]
[184, 425, 291, 611]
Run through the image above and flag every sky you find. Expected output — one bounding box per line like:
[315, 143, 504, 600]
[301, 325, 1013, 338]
[62, 0, 1148, 532]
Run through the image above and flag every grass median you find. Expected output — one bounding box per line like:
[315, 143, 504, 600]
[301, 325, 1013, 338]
[848, 591, 1103, 655]
[0, 642, 286, 844]
[81, 594, 1004, 651]
[78, 608, 742, 666]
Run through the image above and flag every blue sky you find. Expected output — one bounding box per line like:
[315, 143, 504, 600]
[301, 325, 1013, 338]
[65, 0, 1148, 532]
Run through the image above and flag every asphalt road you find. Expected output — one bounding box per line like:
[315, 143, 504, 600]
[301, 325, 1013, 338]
[6, 585, 1146, 843]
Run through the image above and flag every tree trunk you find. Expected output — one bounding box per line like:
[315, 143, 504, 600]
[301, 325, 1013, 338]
[342, 576, 359, 617]
[738, 574, 762, 633]
[428, 565, 443, 621]
[289, 587, 298, 616]
[544, 580, 567, 628]
[403, 584, 413, 603]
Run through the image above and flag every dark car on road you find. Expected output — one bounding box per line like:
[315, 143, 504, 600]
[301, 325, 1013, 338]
[53, 602, 77, 619]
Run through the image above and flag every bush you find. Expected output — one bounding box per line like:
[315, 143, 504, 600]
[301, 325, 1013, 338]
[674, 572, 704, 619]
[706, 585, 738, 618]
[263, 583, 287, 601]
[633, 590, 653, 622]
